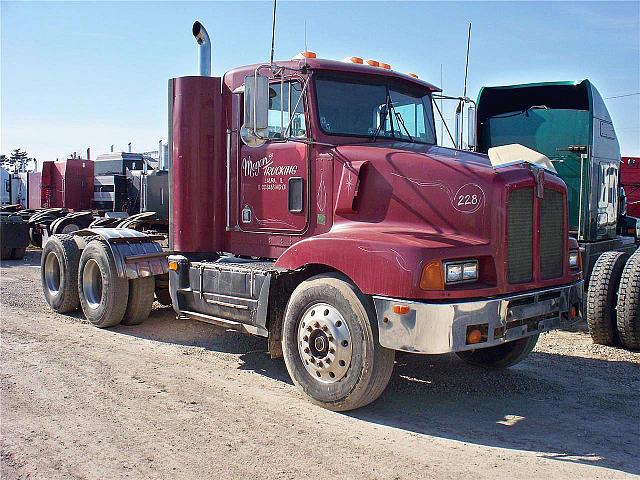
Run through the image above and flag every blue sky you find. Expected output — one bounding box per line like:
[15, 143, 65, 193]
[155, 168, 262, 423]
[2, 1, 639, 163]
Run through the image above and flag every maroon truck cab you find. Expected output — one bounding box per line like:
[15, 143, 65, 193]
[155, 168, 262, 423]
[39, 23, 585, 411]
[167, 55, 582, 367]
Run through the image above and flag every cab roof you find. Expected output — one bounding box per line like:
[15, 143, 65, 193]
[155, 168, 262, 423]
[224, 57, 441, 93]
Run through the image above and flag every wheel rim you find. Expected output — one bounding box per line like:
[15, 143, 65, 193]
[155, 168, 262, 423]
[297, 303, 353, 384]
[44, 252, 61, 296]
[82, 259, 103, 309]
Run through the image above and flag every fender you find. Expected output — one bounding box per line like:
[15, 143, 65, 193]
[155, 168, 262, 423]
[275, 227, 491, 300]
[74, 227, 169, 279]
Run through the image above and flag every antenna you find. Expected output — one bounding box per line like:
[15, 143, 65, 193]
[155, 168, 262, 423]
[457, 22, 472, 148]
[270, 0, 277, 65]
[304, 19, 307, 53]
[463, 22, 471, 99]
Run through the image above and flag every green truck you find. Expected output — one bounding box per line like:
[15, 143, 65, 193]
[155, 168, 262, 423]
[474, 80, 639, 349]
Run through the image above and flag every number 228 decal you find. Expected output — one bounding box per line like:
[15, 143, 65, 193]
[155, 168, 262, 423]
[452, 183, 485, 213]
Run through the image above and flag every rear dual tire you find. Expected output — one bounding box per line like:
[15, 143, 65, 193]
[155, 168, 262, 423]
[77, 240, 155, 328]
[586, 251, 629, 346]
[41, 234, 81, 313]
[616, 252, 640, 350]
[78, 240, 129, 328]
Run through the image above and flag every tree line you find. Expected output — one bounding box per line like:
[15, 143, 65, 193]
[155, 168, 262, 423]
[0, 149, 37, 173]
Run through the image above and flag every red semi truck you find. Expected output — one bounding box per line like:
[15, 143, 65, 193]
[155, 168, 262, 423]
[621, 156, 640, 218]
[40, 22, 583, 411]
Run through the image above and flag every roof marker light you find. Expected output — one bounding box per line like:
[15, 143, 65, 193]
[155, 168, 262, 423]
[407, 72, 419, 78]
[366, 59, 380, 67]
[343, 56, 364, 64]
[293, 51, 317, 59]
[379, 62, 391, 70]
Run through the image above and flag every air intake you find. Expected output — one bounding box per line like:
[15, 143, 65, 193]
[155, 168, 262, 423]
[507, 188, 533, 283]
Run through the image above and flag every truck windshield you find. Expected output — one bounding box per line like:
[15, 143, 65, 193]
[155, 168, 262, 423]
[314, 73, 436, 144]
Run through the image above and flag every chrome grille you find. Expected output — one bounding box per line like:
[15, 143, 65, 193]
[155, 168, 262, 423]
[507, 188, 533, 283]
[540, 188, 564, 279]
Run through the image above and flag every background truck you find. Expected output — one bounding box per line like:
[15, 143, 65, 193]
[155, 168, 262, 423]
[621, 156, 640, 218]
[40, 21, 584, 411]
[475, 80, 640, 349]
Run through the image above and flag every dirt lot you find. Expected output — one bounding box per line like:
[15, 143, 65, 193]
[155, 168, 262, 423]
[1, 250, 639, 479]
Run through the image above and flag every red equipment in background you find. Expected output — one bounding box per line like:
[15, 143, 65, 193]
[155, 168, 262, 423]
[40, 159, 94, 211]
[621, 156, 640, 217]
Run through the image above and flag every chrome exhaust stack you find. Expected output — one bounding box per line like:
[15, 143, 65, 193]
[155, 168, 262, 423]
[192, 21, 211, 76]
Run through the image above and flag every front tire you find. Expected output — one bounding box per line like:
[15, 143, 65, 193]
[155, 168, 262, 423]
[78, 240, 129, 328]
[456, 334, 539, 368]
[282, 274, 395, 411]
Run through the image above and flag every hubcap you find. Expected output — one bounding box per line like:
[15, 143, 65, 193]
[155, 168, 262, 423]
[297, 303, 352, 383]
[44, 252, 61, 296]
[82, 259, 103, 309]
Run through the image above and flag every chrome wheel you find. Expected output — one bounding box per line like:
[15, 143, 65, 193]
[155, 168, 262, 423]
[44, 252, 61, 296]
[82, 259, 103, 309]
[297, 303, 353, 383]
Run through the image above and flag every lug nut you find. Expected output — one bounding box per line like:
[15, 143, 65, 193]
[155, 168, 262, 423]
[329, 348, 335, 354]
[314, 322, 320, 328]
[307, 326, 313, 332]
[304, 347, 310, 353]
[303, 335, 308, 342]
[322, 325, 328, 332]
[325, 358, 331, 364]
[318, 361, 324, 367]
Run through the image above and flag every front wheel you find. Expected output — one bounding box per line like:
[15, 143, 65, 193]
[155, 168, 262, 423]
[455, 334, 539, 368]
[281, 274, 395, 411]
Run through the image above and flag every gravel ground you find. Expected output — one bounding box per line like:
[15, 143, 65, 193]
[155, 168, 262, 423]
[1, 250, 639, 479]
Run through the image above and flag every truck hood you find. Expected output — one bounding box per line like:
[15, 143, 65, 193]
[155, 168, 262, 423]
[327, 141, 561, 245]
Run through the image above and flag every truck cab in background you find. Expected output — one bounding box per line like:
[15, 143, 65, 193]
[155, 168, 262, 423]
[41, 23, 585, 411]
[476, 80, 639, 279]
[475, 80, 639, 350]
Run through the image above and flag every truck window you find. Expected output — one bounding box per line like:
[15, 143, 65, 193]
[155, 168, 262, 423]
[314, 73, 436, 144]
[267, 81, 306, 139]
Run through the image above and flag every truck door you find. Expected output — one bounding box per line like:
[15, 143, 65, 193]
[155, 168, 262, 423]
[238, 81, 308, 233]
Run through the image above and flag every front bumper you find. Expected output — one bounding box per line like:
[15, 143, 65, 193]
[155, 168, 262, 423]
[373, 281, 583, 354]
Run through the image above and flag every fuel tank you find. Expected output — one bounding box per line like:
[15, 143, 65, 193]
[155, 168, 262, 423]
[168, 76, 224, 254]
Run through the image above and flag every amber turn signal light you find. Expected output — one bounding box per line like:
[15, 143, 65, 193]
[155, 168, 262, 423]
[420, 260, 444, 291]
[466, 328, 483, 344]
[168, 260, 179, 271]
[392, 304, 410, 315]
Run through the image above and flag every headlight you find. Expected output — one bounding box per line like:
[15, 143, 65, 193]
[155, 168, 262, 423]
[445, 260, 478, 284]
[569, 251, 580, 269]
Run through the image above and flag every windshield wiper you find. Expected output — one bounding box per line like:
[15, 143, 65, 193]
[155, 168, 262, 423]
[371, 92, 393, 143]
[393, 110, 414, 142]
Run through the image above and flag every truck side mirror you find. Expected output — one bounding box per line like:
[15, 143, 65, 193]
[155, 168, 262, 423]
[467, 105, 477, 150]
[241, 73, 269, 147]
